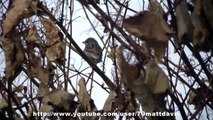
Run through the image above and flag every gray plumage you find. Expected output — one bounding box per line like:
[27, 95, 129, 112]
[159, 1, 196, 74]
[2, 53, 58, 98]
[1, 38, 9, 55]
[83, 38, 102, 63]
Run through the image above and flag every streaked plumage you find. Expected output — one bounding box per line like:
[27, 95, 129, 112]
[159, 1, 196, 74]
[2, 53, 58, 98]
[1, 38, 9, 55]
[83, 38, 102, 64]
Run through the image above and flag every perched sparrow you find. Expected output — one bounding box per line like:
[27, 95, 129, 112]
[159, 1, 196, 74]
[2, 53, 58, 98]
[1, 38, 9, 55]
[83, 38, 102, 64]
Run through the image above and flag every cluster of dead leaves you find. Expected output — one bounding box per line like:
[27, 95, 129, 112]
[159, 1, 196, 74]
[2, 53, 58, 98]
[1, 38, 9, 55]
[171, 0, 213, 51]
[41, 18, 66, 63]
[0, 0, 34, 81]
[116, 46, 169, 113]
[0, 86, 27, 111]
[39, 89, 77, 112]
[191, 0, 213, 51]
[124, 0, 213, 61]
[0, 0, 68, 118]
[123, 0, 173, 60]
[0, 0, 65, 84]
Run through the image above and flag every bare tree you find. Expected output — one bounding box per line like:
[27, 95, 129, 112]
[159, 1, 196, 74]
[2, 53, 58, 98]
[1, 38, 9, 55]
[0, 0, 212, 120]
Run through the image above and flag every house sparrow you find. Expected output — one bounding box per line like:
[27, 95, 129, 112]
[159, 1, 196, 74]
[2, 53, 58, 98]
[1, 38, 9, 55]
[83, 38, 102, 64]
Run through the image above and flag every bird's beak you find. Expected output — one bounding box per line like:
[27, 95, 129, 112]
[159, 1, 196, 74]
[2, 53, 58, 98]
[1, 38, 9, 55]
[82, 41, 85, 44]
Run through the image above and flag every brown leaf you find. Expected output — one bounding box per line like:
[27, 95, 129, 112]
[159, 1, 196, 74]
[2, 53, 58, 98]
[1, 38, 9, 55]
[2, 0, 33, 36]
[42, 90, 75, 111]
[0, 97, 8, 109]
[145, 60, 169, 94]
[116, 46, 144, 89]
[1, 36, 24, 80]
[78, 77, 97, 112]
[27, 108, 34, 118]
[116, 46, 167, 112]
[36, 83, 49, 98]
[107, 47, 116, 61]
[203, 1, 213, 30]
[103, 90, 117, 111]
[116, 46, 154, 112]
[188, 88, 202, 109]
[26, 24, 41, 44]
[46, 41, 63, 61]
[40, 104, 54, 112]
[31, 63, 50, 84]
[191, 0, 213, 51]
[148, 0, 164, 16]
[41, 18, 65, 62]
[175, 0, 193, 43]
[30, 0, 39, 14]
[124, 11, 173, 60]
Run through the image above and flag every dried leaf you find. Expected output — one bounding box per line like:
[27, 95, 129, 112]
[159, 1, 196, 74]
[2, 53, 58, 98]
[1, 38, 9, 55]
[78, 77, 97, 112]
[42, 90, 75, 112]
[191, 0, 213, 51]
[107, 48, 116, 61]
[31, 63, 50, 84]
[116, 46, 144, 88]
[188, 88, 202, 109]
[30, 0, 39, 14]
[2, 0, 33, 36]
[42, 18, 59, 43]
[148, 0, 172, 36]
[103, 90, 117, 111]
[16, 115, 23, 120]
[145, 60, 169, 94]
[29, 54, 51, 84]
[116, 46, 167, 113]
[0, 98, 8, 109]
[27, 108, 34, 118]
[42, 18, 65, 62]
[36, 83, 49, 98]
[175, 0, 193, 43]
[40, 104, 54, 112]
[124, 11, 173, 60]
[1, 36, 24, 80]
[203, 1, 213, 30]
[26, 24, 41, 44]
[46, 42, 62, 61]
[148, 0, 164, 16]
[117, 46, 154, 112]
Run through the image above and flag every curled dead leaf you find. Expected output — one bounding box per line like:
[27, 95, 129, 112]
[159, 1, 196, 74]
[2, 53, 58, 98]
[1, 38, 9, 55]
[123, 11, 173, 60]
[1, 36, 24, 80]
[145, 60, 169, 94]
[191, 0, 213, 51]
[26, 24, 41, 44]
[148, 0, 164, 16]
[36, 83, 49, 99]
[203, 1, 213, 30]
[78, 77, 97, 112]
[2, 0, 34, 36]
[188, 88, 203, 109]
[30, 0, 39, 14]
[0, 97, 8, 110]
[40, 104, 54, 112]
[41, 90, 76, 112]
[103, 90, 117, 111]
[107, 47, 116, 61]
[31, 63, 50, 84]
[41, 18, 66, 62]
[175, 0, 193, 43]
[116, 46, 168, 113]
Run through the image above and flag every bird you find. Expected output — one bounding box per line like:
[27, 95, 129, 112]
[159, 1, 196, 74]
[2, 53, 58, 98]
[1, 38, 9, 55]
[83, 37, 102, 64]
